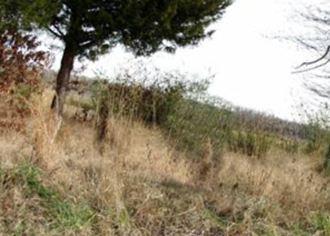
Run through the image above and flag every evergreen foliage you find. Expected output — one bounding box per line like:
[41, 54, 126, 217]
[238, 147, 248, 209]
[1, 0, 231, 115]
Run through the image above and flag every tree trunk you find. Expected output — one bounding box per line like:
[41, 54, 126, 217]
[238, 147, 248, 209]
[51, 45, 75, 116]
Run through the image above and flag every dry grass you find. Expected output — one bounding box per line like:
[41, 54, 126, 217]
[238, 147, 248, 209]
[218, 153, 330, 214]
[0, 89, 329, 235]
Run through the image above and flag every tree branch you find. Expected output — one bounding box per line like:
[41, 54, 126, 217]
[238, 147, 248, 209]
[79, 39, 97, 49]
[47, 26, 64, 39]
[297, 45, 330, 68]
[293, 58, 330, 74]
[293, 45, 330, 74]
[52, 24, 65, 38]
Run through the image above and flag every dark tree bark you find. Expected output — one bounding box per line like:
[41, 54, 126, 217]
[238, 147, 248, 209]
[51, 45, 75, 116]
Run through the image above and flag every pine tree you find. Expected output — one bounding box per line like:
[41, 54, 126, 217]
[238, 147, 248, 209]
[2, 0, 231, 116]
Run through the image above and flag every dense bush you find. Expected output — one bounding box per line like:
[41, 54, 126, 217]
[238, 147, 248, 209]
[300, 103, 330, 154]
[164, 99, 231, 158]
[91, 80, 184, 125]
[276, 138, 300, 154]
[86, 71, 276, 159]
[227, 131, 272, 157]
[0, 30, 47, 92]
[0, 29, 48, 114]
[164, 96, 274, 159]
[88, 62, 209, 126]
[303, 122, 326, 154]
[324, 145, 330, 175]
[68, 63, 327, 160]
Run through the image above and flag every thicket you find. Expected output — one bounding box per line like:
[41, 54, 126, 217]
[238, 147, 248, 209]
[69, 65, 278, 159]
[76, 65, 330, 161]
[1, 30, 329, 162]
[0, 29, 48, 114]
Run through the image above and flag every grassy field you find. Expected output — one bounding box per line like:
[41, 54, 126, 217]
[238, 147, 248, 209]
[0, 82, 329, 235]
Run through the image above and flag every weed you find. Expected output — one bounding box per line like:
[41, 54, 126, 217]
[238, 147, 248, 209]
[227, 131, 272, 157]
[310, 213, 330, 235]
[324, 144, 330, 175]
[1, 163, 94, 233]
[203, 208, 228, 229]
[278, 138, 300, 154]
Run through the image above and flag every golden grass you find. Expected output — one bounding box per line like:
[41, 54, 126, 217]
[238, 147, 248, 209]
[0, 89, 329, 235]
[218, 153, 330, 213]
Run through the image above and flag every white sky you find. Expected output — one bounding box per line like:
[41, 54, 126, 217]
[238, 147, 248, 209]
[47, 0, 328, 122]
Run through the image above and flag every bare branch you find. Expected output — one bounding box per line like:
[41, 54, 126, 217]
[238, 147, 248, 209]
[303, 81, 330, 98]
[296, 45, 330, 69]
[293, 37, 319, 51]
[46, 27, 64, 39]
[289, 4, 330, 98]
[52, 24, 65, 38]
[293, 59, 330, 74]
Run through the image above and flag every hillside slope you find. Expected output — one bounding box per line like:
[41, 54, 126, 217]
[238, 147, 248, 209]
[0, 90, 329, 235]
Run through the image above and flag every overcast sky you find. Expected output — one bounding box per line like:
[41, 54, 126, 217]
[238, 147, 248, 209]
[47, 0, 328, 122]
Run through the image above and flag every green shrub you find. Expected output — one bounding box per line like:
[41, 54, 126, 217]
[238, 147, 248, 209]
[277, 138, 300, 154]
[69, 64, 310, 159]
[324, 144, 330, 175]
[303, 124, 323, 154]
[6, 163, 94, 231]
[301, 106, 330, 154]
[93, 81, 111, 147]
[90, 75, 185, 125]
[310, 213, 330, 235]
[0, 30, 47, 115]
[9, 82, 41, 113]
[163, 92, 274, 158]
[227, 131, 272, 157]
[164, 99, 230, 159]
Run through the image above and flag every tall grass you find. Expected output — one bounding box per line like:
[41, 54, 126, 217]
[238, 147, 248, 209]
[0, 77, 329, 235]
[2, 32, 330, 235]
[66, 65, 330, 161]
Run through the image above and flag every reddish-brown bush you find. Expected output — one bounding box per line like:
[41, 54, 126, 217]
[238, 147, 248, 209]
[0, 30, 48, 94]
